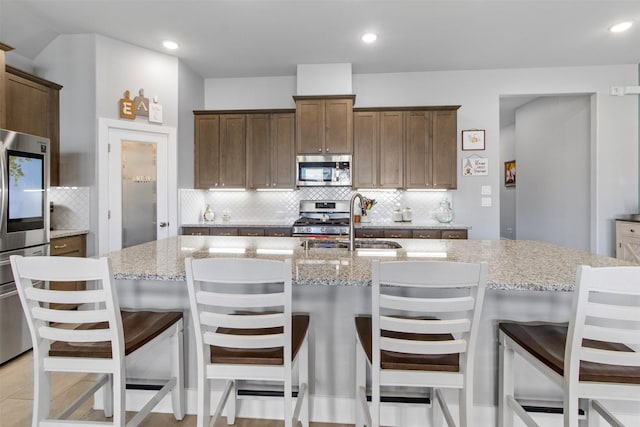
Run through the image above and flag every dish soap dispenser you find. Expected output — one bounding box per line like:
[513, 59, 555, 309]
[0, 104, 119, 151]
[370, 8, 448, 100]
[203, 204, 215, 222]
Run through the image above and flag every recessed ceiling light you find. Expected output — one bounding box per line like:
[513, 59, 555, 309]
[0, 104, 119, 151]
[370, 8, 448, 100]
[361, 33, 378, 43]
[163, 40, 179, 50]
[609, 21, 633, 33]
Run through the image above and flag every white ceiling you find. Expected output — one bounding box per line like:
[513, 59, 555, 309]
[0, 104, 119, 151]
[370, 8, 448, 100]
[1, 0, 639, 79]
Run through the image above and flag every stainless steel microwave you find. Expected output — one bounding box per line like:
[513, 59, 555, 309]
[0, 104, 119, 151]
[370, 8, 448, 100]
[296, 155, 352, 187]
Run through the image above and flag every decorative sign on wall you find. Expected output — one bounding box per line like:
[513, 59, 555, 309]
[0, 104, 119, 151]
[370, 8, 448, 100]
[461, 129, 486, 150]
[462, 156, 489, 176]
[119, 90, 136, 119]
[119, 88, 163, 124]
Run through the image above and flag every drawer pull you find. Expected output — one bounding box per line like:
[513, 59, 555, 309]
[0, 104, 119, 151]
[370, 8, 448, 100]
[363, 234, 374, 238]
[247, 233, 260, 236]
[390, 234, 401, 238]
[273, 233, 285, 237]
[53, 244, 68, 249]
[631, 229, 635, 233]
[220, 233, 231, 236]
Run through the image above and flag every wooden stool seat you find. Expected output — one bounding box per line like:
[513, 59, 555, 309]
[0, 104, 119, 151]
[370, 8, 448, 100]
[211, 314, 309, 365]
[50, 311, 184, 358]
[499, 322, 640, 384]
[355, 315, 459, 372]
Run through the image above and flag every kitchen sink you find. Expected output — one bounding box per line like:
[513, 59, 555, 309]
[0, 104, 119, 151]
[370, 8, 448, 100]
[301, 239, 402, 250]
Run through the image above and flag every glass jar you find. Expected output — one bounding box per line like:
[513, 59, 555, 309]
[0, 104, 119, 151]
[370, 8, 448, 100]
[435, 200, 454, 224]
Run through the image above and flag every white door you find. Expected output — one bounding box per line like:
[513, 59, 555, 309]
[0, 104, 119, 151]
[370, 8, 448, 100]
[98, 119, 177, 255]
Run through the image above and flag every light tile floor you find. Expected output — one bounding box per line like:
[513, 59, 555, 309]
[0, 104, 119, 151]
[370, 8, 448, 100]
[0, 351, 350, 427]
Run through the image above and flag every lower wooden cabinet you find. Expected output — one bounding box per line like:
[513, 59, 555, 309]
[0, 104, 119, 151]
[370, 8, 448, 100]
[49, 234, 87, 309]
[182, 227, 210, 236]
[616, 220, 640, 263]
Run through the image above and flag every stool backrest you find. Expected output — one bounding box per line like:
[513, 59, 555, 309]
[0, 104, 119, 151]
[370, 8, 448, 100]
[9, 255, 124, 361]
[372, 260, 488, 373]
[567, 265, 640, 379]
[185, 258, 292, 364]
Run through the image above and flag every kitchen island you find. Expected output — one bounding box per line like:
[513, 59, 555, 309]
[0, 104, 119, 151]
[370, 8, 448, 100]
[108, 236, 634, 425]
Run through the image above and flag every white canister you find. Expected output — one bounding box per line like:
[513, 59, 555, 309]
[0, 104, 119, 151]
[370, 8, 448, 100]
[393, 208, 403, 222]
[402, 207, 413, 222]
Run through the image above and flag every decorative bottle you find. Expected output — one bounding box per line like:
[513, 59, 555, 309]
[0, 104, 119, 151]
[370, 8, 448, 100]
[435, 199, 454, 224]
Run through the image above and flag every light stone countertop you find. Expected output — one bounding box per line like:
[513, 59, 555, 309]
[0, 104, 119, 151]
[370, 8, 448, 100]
[182, 220, 470, 229]
[108, 236, 633, 291]
[51, 229, 89, 239]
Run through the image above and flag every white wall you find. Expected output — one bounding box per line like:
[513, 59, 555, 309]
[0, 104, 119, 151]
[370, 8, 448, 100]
[178, 61, 204, 188]
[500, 123, 516, 239]
[95, 35, 179, 127]
[204, 65, 638, 254]
[516, 95, 591, 251]
[205, 76, 296, 109]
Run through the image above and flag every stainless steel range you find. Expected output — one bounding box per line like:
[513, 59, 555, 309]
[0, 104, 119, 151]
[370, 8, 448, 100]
[292, 200, 350, 236]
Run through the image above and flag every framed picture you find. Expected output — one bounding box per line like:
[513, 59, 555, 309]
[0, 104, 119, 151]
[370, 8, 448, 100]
[504, 160, 516, 187]
[461, 129, 485, 151]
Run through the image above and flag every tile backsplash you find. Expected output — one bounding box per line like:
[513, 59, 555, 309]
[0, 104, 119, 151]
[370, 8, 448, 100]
[49, 187, 90, 230]
[180, 188, 453, 224]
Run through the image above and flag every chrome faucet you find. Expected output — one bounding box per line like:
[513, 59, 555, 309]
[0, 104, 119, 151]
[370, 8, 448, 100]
[349, 192, 367, 251]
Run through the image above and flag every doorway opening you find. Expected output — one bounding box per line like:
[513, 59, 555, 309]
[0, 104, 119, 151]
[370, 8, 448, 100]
[97, 118, 177, 255]
[499, 94, 596, 252]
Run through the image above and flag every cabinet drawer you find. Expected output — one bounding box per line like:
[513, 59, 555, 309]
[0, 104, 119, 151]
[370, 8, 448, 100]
[441, 229, 468, 240]
[266, 228, 292, 237]
[210, 227, 239, 236]
[383, 229, 412, 239]
[50, 235, 85, 256]
[356, 229, 384, 238]
[412, 230, 442, 239]
[182, 227, 210, 236]
[618, 221, 639, 239]
[239, 228, 265, 237]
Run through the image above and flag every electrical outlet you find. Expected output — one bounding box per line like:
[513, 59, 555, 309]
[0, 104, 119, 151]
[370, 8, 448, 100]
[481, 197, 492, 207]
[610, 86, 625, 96]
[481, 185, 491, 196]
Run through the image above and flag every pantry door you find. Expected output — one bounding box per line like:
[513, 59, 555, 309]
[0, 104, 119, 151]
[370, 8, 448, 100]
[98, 118, 177, 254]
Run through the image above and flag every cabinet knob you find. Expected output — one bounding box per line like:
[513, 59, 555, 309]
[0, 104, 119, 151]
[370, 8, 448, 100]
[325, 148, 329, 152]
[318, 148, 322, 152]
[631, 229, 635, 233]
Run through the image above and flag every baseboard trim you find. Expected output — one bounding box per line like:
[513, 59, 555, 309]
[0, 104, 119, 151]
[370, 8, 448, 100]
[94, 388, 640, 426]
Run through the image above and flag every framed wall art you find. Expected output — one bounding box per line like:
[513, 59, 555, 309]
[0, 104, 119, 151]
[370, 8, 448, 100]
[462, 129, 486, 151]
[504, 160, 516, 187]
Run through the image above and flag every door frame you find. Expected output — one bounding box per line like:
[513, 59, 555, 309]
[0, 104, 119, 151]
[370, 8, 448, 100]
[97, 118, 177, 255]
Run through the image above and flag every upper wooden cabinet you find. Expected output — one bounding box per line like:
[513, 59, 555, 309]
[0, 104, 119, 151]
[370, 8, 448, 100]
[353, 111, 404, 188]
[405, 107, 459, 189]
[4, 65, 62, 186]
[194, 113, 246, 189]
[247, 112, 295, 189]
[294, 95, 354, 154]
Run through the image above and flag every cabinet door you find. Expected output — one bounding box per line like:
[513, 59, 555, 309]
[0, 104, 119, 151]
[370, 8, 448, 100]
[247, 114, 271, 188]
[238, 227, 265, 237]
[379, 111, 404, 188]
[296, 99, 324, 154]
[182, 227, 210, 236]
[324, 98, 353, 154]
[356, 228, 384, 238]
[50, 234, 87, 309]
[432, 110, 457, 189]
[353, 111, 378, 188]
[384, 229, 412, 239]
[405, 111, 432, 188]
[195, 115, 220, 189]
[441, 229, 467, 240]
[412, 229, 441, 239]
[219, 114, 246, 188]
[266, 227, 292, 237]
[210, 227, 239, 236]
[271, 113, 295, 188]
[6, 73, 50, 138]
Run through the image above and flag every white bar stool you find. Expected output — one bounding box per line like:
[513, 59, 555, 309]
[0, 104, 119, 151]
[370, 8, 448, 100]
[499, 265, 640, 427]
[355, 260, 488, 427]
[10, 255, 185, 427]
[185, 257, 310, 427]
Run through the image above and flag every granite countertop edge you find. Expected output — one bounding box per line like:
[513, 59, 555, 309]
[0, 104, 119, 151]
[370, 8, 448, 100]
[51, 229, 89, 239]
[182, 221, 471, 229]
